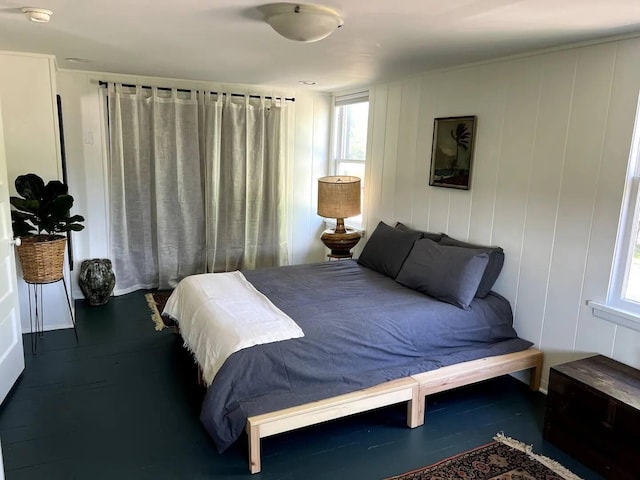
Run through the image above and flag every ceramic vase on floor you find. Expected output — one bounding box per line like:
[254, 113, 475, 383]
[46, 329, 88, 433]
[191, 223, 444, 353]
[79, 259, 116, 306]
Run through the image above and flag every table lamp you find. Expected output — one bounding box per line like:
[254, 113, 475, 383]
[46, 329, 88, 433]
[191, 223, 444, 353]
[317, 176, 361, 257]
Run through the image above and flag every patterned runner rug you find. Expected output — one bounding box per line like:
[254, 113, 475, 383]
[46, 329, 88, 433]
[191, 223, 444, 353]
[387, 434, 582, 480]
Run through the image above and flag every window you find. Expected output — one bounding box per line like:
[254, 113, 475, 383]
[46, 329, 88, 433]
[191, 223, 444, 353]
[616, 177, 640, 306]
[589, 95, 640, 331]
[332, 92, 369, 228]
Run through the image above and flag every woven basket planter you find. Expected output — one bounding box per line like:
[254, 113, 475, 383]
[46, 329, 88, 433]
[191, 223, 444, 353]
[16, 235, 66, 284]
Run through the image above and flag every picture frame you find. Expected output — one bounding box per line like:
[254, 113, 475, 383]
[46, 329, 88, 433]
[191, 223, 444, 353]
[429, 115, 477, 190]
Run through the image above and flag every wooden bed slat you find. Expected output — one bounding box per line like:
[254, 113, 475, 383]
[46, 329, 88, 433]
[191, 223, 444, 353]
[246, 377, 421, 473]
[412, 348, 543, 397]
[245, 348, 542, 474]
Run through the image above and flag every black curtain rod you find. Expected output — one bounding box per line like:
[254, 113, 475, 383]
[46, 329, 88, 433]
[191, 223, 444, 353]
[98, 81, 295, 102]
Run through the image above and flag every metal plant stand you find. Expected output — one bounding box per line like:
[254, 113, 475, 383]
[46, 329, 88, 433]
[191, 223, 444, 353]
[27, 276, 78, 354]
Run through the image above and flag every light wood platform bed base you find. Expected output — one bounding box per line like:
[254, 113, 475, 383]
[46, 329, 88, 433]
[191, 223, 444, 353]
[245, 348, 543, 473]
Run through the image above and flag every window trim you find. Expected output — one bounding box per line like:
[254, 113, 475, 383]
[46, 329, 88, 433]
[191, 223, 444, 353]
[334, 91, 369, 107]
[588, 300, 640, 332]
[608, 175, 640, 310]
[331, 91, 369, 229]
[591, 93, 640, 331]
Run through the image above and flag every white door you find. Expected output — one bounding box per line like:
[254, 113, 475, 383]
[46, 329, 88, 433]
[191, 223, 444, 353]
[0, 97, 24, 402]
[0, 99, 23, 479]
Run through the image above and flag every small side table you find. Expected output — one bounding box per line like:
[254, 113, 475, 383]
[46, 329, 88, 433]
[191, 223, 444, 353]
[27, 276, 78, 354]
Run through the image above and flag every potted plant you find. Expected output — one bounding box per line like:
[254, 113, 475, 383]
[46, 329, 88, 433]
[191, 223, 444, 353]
[10, 173, 84, 283]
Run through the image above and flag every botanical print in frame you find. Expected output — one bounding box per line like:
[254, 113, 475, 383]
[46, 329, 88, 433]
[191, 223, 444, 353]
[429, 115, 477, 190]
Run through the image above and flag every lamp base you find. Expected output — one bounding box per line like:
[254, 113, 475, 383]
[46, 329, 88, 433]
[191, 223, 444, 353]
[320, 228, 361, 257]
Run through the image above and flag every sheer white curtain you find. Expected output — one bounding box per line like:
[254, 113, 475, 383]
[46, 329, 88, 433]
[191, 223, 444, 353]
[200, 93, 289, 272]
[107, 84, 289, 293]
[108, 85, 206, 293]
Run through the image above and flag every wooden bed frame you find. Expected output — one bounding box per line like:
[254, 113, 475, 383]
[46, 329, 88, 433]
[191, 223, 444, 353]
[245, 348, 543, 474]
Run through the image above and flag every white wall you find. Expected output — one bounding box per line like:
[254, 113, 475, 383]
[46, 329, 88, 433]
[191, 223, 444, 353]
[364, 37, 640, 389]
[55, 70, 330, 294]
[0, 52, 74, 332]
[289, 91, 332, 263]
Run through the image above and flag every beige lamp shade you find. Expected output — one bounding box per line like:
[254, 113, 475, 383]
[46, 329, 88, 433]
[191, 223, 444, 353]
[317, 176, 362, 257]
[317, 176, 361, 219]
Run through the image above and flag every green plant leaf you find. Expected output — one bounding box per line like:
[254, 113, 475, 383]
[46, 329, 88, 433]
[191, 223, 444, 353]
[67, 223, 85, 231]
[14, 174, 45, 200]
[12, 222, 35, 237]
[67, 214, 85, 223]
[10, 197, 40, 213]
[51, 194, 73, 217]
[43, 181, 68, 204]
[10, 210, 34, 221]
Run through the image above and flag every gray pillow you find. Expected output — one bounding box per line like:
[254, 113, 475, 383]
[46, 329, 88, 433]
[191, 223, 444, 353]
[395, 222, 443, 242]
[439, 234, 504, 298]
[358, 221, 422, 278]
[396, 239, 489, 310]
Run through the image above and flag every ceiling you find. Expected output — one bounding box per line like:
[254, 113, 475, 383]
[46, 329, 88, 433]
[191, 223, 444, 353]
[0, 0, 639, 92]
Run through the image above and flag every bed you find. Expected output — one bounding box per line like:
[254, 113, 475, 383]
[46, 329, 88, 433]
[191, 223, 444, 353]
[164, 222, 542, 473]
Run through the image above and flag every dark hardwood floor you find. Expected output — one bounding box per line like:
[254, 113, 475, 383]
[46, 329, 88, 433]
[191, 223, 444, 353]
[0, 291, 602, 480]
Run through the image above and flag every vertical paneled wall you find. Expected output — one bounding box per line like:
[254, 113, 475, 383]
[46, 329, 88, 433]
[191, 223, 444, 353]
[364, 38, 640, 388]
[290, 92, 331, 265]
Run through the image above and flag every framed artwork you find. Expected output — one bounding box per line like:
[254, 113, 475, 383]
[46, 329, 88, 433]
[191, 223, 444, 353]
[429, 115, 477, 190]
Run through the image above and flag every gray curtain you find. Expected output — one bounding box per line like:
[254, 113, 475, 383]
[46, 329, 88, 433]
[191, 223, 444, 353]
[108, 84, 289, 294]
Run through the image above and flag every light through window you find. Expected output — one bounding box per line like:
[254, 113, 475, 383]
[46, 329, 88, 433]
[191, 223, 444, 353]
[625, 217, 640, 303]
[332, 93, 369, 227]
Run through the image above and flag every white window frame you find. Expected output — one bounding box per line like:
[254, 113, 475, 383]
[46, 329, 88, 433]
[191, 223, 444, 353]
[330, 91, 369, 230]
[589, 94, 640, 332]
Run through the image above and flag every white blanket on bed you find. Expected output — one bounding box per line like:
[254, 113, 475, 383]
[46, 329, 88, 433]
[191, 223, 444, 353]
[163, 271, 304, 386]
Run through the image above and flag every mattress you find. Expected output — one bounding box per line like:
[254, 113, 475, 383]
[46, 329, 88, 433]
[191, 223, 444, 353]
[190, 260, 532, 451]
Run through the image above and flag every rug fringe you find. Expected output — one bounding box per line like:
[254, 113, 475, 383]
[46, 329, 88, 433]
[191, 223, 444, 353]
[494, 433, 583, 480]
[145, 293, 165, 331]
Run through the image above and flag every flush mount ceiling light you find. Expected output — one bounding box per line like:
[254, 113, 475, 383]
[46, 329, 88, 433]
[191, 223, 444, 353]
[22, 7, 53, 23]
[262, 3, 343, 42]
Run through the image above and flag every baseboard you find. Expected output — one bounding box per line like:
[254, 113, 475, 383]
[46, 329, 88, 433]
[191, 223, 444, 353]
[509, 370, 548, 395]
[24, 322, 74, 333]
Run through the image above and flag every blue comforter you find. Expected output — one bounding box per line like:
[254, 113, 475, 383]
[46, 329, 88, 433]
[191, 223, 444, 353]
[199, 260, 532, 451]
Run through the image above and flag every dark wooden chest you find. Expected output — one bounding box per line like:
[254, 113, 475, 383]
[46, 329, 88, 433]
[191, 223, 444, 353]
[544, 355, 640, 479]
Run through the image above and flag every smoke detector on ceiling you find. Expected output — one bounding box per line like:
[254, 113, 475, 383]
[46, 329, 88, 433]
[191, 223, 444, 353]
[22, 7, 53, 23]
